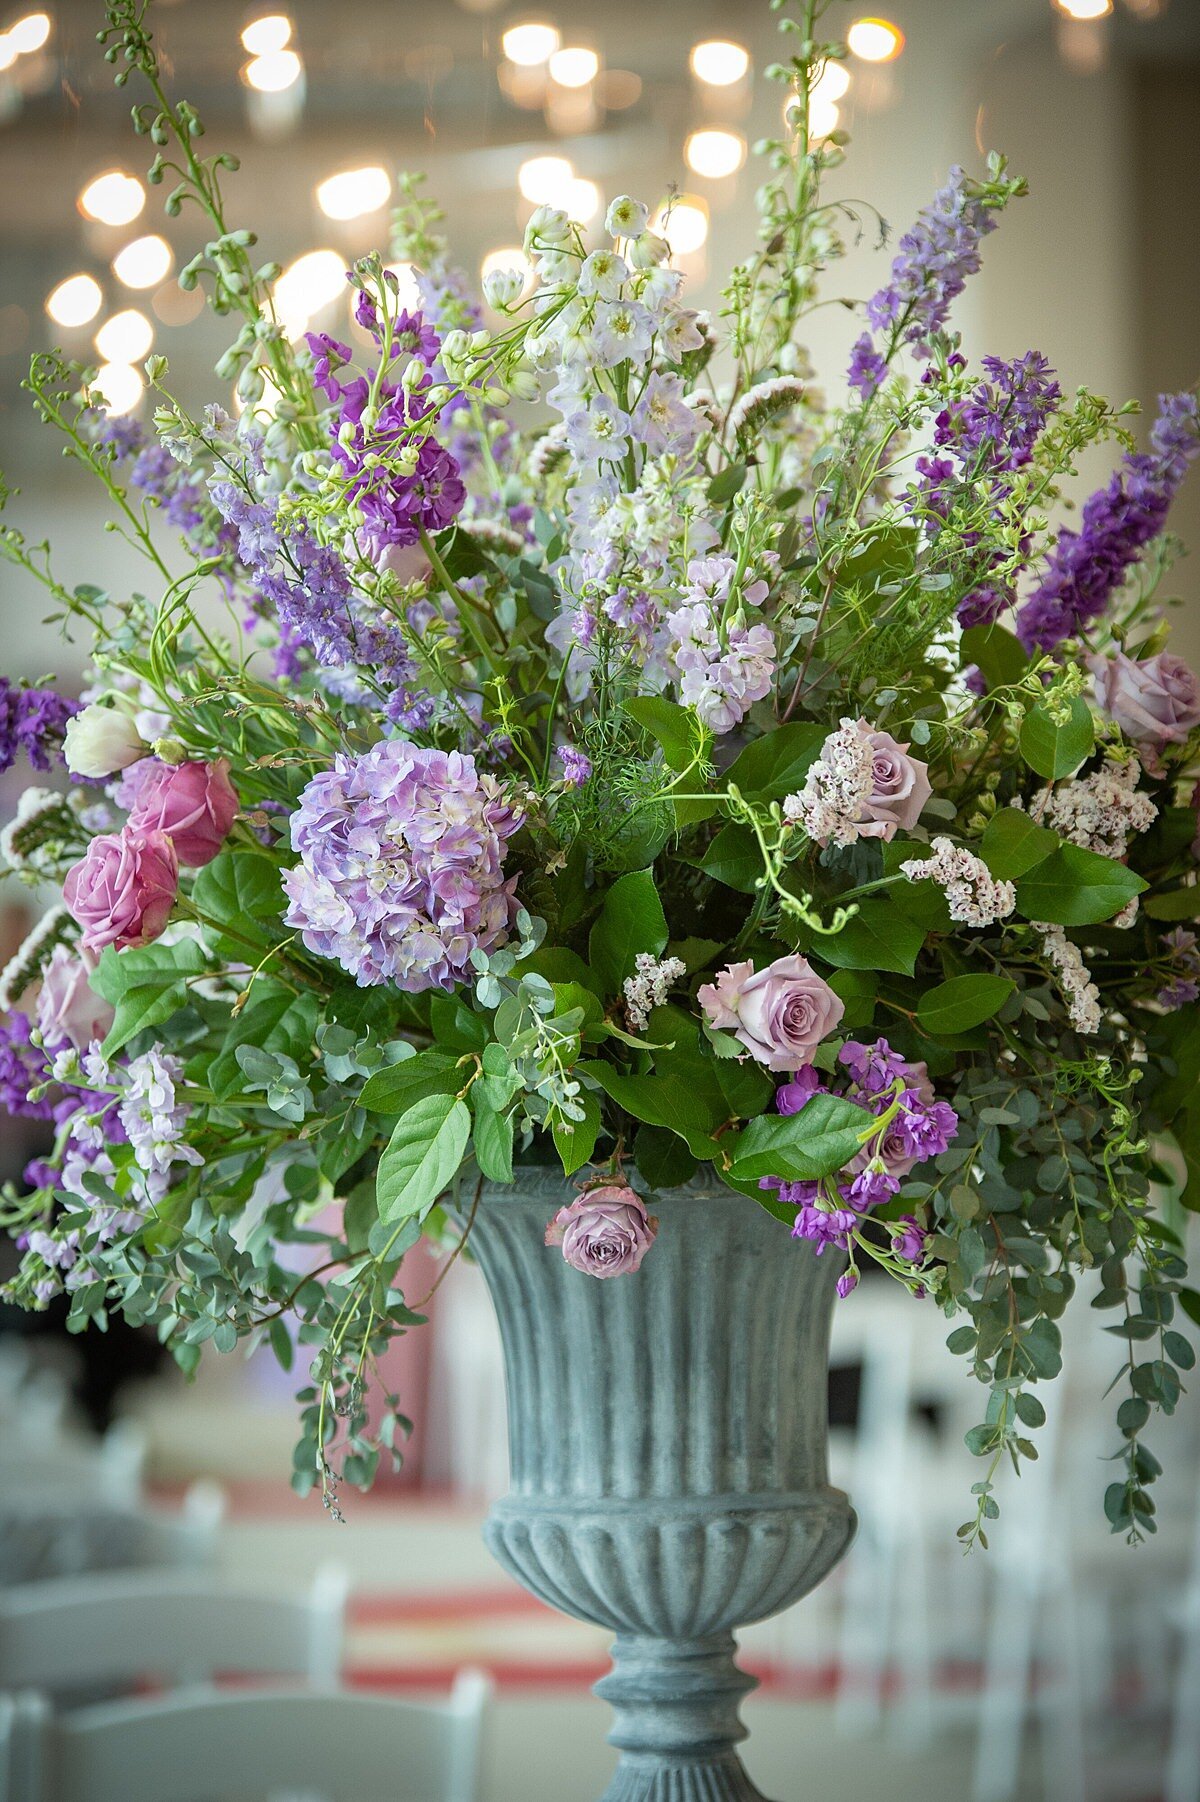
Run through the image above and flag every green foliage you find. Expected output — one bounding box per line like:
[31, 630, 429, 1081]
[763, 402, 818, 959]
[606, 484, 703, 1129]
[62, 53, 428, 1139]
[1014, 844, 1146, 925]
[588, 870, 669, 995]
[1019, 697, 1094, 780]
[377, 1094, 470, 1225]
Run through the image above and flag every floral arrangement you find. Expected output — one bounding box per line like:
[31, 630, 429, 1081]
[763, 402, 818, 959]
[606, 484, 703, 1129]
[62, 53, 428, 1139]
[1, 0, 1198, 1544]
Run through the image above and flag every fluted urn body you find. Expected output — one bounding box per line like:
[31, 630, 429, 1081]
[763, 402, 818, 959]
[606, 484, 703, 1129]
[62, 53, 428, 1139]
[462, 1169, 855, 1801]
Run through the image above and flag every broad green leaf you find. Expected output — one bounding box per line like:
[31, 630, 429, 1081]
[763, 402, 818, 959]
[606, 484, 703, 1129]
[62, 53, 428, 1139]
[624, 696, 703, 773]
[715, 1054, 775, 1122]
[1014, 843, 1145, 925]
[693, 824, 762, 894]
[960, 622, 1027, 689]
[191, 850, 285, 955]
[471, 1087, 514, 1183]
[728, 1093, 875, 1182]
[553, 1090, 602, 1176]
[209, 988, 319, 1102]
[917, 973, 1015, 1035]
[1144, 887, 1200, 922]
[828, 968, 878, 1031]
[723, 723, 826, 803]
[633, 1123, 698, 1189]
[588, 870, 668, 995]
[1019, 697, 1094, 781]
[94, 939, 207, 1058]
[377, 1093, 470, 1225]
[708, 462, 748, 503]
[360, 1050, 461, 1115]
[578, 1060, 721, 1158]
[980, 808, 1058, 880]
[429, 995, 489, 1052]
[806, 901, 925, 976]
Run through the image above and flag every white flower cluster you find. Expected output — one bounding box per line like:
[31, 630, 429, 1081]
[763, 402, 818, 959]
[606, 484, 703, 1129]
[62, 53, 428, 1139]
[623, 953, 687, 1031]
[783, 719, 875, 847]
[901, 837, 1017, 928]
[1037, 923, 1102, 1034]
[1040, 756, 1158, 860]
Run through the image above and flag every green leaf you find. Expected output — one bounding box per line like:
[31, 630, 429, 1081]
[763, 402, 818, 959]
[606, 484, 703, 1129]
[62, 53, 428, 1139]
[471, 1087, 514, 1183]
[93, 939, 208, 1058]
[827, 968, 878, 1031]
[633, 1124, 698, 1189]
[209, 988, 319, 1102]
[917, 974, 1015, 1035]
[554, 1090, 602, 1175]
[980, 808, 1058, 880]
[708, 462, 748, 504]
[588, 870, 668, 995]
[692, 824, 761, 894]
[624, 696, 703, 773]
[376, 1094, 470, 1225]
[723, 723, 826, 803]
[190, 850, 284, 955]
[1014, 843, 1146, 925]
[715, 1054, 775, 1122]
[727, 1093, 875, 1182]
[960, 622, 1027, 690]
[360, 1050, 460, 1115]
[805, 901, 925, 976]
[1144, 887, 1200, 922]
[578, 1061, 721, 1158]
[429, 995, 489, 1052]
[1019, 697, 1094, 780]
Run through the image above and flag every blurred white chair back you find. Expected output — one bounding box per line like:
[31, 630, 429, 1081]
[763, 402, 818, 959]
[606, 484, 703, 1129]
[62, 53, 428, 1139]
[0, 1564, 347, 1696]
[0, 1479, 225, 1587]
[0, 1671, 491, 1802]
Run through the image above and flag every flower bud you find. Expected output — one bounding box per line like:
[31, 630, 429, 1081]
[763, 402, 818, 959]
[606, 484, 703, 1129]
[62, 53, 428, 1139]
[63, 705, 144, 781]
[628, 232, 670, 270]
[482, 266, 525, 311]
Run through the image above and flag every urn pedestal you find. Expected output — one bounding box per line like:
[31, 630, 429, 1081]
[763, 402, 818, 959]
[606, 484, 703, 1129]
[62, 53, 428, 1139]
[462, 1171, 855, 1801]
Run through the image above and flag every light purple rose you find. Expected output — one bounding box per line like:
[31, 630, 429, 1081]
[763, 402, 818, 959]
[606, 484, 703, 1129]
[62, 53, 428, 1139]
[63, 826, 179, 953]
[35, 944, 114, 1052]
[1091, 650, 1200, 748]
[545, 1183, 658, 1278]
[698, 952, 845, 1072]
[852, 720, 933, 841]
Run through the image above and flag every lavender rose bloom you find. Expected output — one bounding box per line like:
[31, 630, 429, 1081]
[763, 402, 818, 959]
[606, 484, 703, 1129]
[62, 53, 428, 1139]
[35, 944, 114, 1052]
[545, 1184, 658, 1278]
[1091, 650, 1200, 748]
[852, 721, 933, 841]
[63, 826, 178, 953]
[122, 757, 239, 868]
[699, 952, 845, 1072]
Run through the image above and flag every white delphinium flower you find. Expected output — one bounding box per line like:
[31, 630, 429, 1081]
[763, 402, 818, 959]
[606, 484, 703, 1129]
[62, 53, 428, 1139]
[482, 265, 527, 311]
[1037, 924, 1102, 1034]
[623, 953, 687, 1031]
[900, 838, 1017, 928]
[577, 248, 628, 299]
[605, 194, 649, 239]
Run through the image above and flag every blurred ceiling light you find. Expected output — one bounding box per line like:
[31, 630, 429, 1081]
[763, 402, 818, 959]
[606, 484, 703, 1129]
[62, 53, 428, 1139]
[79, 170, 146, 227]
[689, 40, 749, 86]
[812, 61, 851, 102]
[599, 68, 641, 108]
[548, 45, 598, 87]
[652, 198, 708, 256]
[1054, 0, 1111, 14]
[317, 165, 391, 221]
[152, 280, 204, 327]
[8, 11, 50, 54]
[274, 248, 345, 335]
[501, 20, 559, 66]
[46, 273, 103, 329]
[565, 176, 600, 222]
[112, 234, 173, 289]
[243, 48, 302, 91]
[92, 362, 144, 417]
[685, 128, 746, 180]
[384, 261, 421, 309]
[518, 152, 575, 204]
[241, 13, 292, 54]
[0, 34, 16, 71]
[95, 308, 154, 364]
[846, 17, 905, 61]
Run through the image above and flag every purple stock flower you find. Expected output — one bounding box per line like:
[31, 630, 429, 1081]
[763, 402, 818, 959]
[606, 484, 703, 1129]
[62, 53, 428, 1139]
[775, 1065, 827, 1115]
[281, 741, 523, 991]
[0, 680, 78, 774]
[792, 1204, 860, 1253]
[892, 1216, 928, 1263]
[557, 744, 592, 788]
[848, 334, 889, 400]
[837, 1270, 859, 1299]
[1016, 391, 1200, 652]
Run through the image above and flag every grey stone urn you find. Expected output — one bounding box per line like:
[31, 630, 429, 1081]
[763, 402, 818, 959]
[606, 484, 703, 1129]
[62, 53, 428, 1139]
[462, 1168, 856, 1801]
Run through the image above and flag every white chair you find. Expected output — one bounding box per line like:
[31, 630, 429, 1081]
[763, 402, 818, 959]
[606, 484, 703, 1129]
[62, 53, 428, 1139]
[0, 1672, 491, 1802]
[0, 1565, 347, 1696]
[0, 1417, 147, 1507]
[0, 1479, 225, 1587]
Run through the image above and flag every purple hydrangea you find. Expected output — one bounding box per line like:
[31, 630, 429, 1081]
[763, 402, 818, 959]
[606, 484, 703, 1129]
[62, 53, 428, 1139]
[0, 679, 78, 774]
[1016, 391, 1200, 652]
[281, 742, 523, 991]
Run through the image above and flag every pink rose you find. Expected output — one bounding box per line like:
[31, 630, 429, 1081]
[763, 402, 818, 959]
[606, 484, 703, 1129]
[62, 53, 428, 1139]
[63, 827, 179, 953]
[853, 721, 932, 841]
[1091, 651, 1200, 749]
[122, 757, 239, 867]
[35, 944, 114, 1052]
[699, 952, 845, 1072]
[545, 1183, 658, 1278]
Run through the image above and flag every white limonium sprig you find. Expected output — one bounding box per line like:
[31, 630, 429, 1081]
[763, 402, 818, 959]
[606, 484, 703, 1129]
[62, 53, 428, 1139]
[0, 905, 79, 1012]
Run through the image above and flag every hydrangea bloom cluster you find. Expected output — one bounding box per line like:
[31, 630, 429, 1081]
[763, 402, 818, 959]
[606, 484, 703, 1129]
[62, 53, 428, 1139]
[1016, 392, 1200, 651]
[761, 1040, 957, 1258]
[901, 838, 1016, 927]
[0, 678, 78, 775]
[282, 742, 522, 990]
